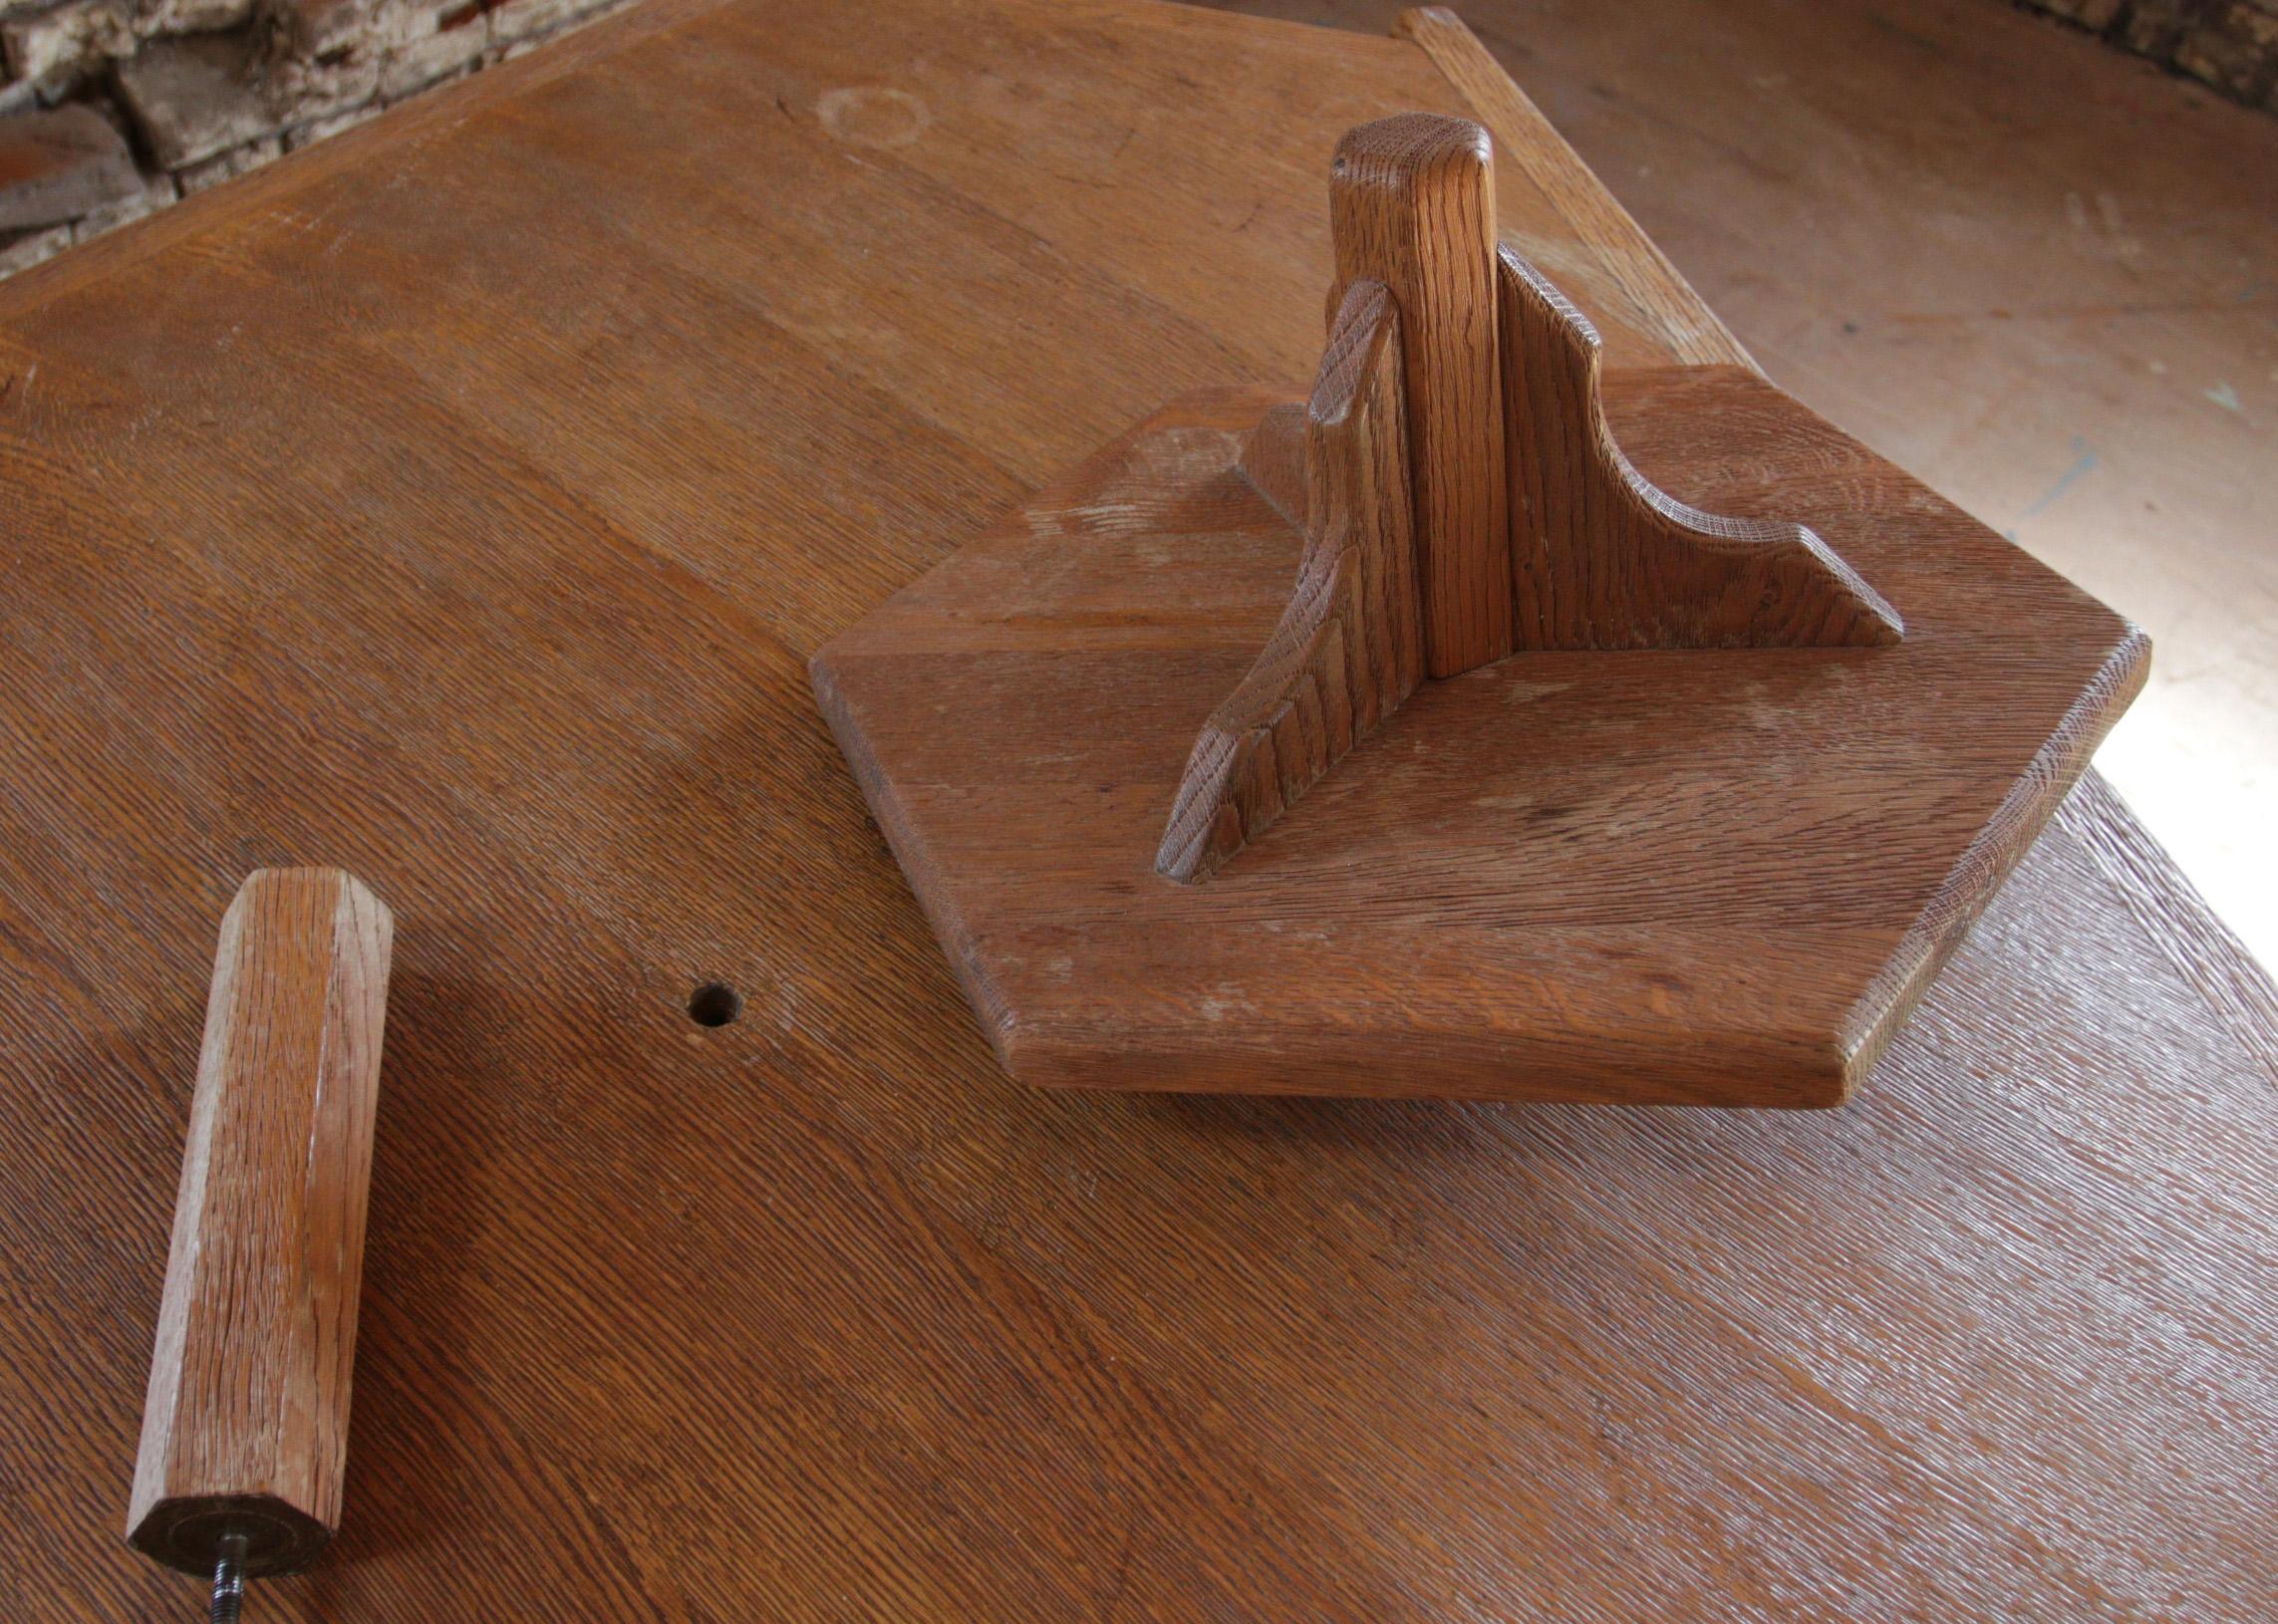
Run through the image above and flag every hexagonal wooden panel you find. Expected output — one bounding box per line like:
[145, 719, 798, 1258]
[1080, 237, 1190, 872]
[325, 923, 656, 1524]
[812, 361, 2144, 1106]
[815, 104, 2144, 1108]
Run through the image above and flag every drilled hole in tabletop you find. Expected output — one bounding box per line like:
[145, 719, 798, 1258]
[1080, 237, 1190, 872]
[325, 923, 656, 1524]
[687, 982, 743, 1027]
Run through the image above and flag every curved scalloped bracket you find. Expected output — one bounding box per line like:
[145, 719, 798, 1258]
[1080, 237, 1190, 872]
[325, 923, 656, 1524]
[1156, 113, 1902, 884]
[1158, 281, 1421, 883]
[1498, 246, 1901, 650]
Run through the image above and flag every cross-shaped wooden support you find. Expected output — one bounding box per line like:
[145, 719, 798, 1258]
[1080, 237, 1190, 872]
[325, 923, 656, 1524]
[1157, 114, 1901, 883]
[809, 107, 2141, 1105]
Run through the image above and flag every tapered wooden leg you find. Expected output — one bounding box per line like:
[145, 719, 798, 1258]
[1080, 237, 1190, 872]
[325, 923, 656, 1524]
[127, 869, 393, 1579]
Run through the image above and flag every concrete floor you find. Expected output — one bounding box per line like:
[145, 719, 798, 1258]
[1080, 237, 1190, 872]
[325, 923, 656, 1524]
[1207, 0, 2278, 966]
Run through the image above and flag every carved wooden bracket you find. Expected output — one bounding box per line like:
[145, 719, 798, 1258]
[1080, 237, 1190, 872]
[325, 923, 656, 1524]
[1157, 113, 1901, 883]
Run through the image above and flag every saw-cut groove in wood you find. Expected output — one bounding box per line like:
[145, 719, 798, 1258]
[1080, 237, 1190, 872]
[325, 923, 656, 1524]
[1499, 246, 1903, 650]
[1156, 281, 1419, 883]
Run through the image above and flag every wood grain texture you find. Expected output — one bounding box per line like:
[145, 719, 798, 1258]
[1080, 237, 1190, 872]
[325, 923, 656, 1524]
[1159, 282, 1419, 881]
[1329, 113, 1509, 676]
[1237, 400, 1309, 530]
[0, 1, 2264, 1617]
[817, 372, 2144, 1103]
[1394, 4, 1756, 374]
[1499, 246, 1900, 648]
[126, 868, 392, 1577]
[1211, 0, 2278, 970]
[1161, 119, 1893, 882]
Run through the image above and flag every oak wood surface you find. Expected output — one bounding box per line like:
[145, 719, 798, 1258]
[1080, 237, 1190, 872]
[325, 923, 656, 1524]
[1497, 247, 1901, 649]
[126, 868, 393, 1578]
[1159, 282, 1421, 882]
[1328, 113, 1509, 675]
[1153, 116, 1904, 885]
[0, 0, 2271, 1618]
[817, 368, 2143, 1104]
[1395, 4, 1756, 373]
[1235, 398, 1309, 527]
[1210, 0, 2278, 972]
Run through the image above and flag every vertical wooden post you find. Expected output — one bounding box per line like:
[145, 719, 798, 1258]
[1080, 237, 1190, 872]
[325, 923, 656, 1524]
[127, 868, 393, 1579]
[1329, 113, 1509, 677]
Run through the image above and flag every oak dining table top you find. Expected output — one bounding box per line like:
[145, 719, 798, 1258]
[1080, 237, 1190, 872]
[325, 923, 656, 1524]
[2, 1, 2274, 1618]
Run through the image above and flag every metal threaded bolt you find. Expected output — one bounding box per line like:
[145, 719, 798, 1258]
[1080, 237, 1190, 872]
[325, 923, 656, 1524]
[209, 1532, 248, 1624]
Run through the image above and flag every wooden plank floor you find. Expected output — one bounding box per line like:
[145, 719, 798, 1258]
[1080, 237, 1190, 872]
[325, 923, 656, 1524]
[1205, 0, 2278, 966]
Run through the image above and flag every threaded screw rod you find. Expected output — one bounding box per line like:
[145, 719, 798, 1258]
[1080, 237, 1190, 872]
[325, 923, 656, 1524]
[209, 1532, 248, 1624]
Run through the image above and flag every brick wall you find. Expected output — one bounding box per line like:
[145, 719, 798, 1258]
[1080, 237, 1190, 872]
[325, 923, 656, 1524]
[2017, 0, 2278, 108]
[0, 0, 636, 278]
